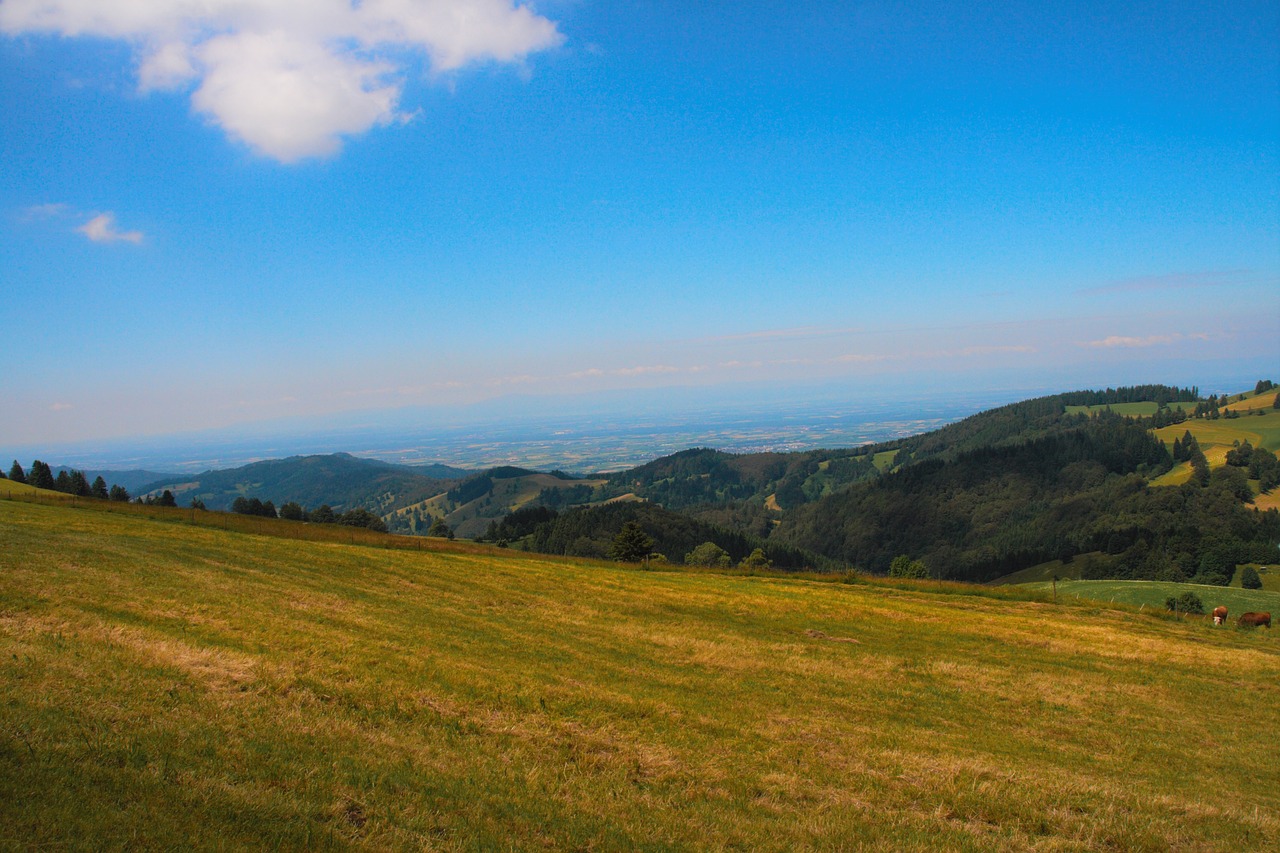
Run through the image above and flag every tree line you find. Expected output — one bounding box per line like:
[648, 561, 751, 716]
[5, 459, 134, 503]
[230, 496, 389, 532]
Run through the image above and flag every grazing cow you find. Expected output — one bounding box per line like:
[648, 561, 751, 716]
[1212, 605, 1228, 626]
[1237, 612, 1272, 629]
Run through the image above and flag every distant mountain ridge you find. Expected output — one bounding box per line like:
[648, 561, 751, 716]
[141, 453, 469, 515]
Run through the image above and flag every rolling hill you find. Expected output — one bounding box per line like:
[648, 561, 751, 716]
[2, 494, 1277, 849]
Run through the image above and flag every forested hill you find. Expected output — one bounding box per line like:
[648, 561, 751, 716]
[601, 387, 1205, 516]
[771, 403, 1278, 582]
[141, 453, 468, 515]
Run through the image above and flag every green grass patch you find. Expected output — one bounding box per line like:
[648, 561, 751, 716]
[2, 498, 1279, 849]
[1066, 401, 1163, 417]
[871, 449, 898, 472]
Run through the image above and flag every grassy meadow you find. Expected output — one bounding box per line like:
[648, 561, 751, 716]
[2, 496, 1279, 850]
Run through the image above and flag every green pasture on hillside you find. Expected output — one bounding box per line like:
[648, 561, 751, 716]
[1153, 409, 1280, 454]
[1020, 578, 1280, 617]
[1066, 402, 1166, 417]
[2, 496, 1279, 850]
[871, 449, 898, 471]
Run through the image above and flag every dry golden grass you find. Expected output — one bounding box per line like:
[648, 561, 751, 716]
[2, 496, 1279, 850]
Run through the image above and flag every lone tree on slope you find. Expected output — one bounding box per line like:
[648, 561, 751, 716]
[609, 521, 654, 563]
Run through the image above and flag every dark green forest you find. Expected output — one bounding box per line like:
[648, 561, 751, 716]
[482, 501, 821, 571]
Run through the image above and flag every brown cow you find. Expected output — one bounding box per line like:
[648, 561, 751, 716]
[1212, 605, 1228, 626]
[1237, 612, 1271, 628]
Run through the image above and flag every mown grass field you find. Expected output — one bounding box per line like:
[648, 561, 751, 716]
[2, 497, 1279, 850]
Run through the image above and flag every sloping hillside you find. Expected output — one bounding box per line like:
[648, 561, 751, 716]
[1, 496, 1277, 849]
[392, 468, 610, 538]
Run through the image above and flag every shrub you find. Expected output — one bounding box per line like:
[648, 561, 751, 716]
[888, 555, 929, 579]
[1165, 591, 1205, 615]
[685, 541, 731, 568]
[1240, 566, 1263, 590]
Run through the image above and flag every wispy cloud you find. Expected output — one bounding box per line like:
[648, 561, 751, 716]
[1080, 333, 1202, 349]
[959, 345, 1036, 356]
[702, 325, 862, 344]
[0, 0, 564, 162]
[21, 202, 68, 221]
[614, 364, 688, 376]
[832, 353, 887, 364]
[77, 213, 144, 245]
[1081, 269, 1257, 295]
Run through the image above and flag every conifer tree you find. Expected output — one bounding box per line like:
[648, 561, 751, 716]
[68, 470, 90, 497]
[7, 461, 23, 484]
[28, 460, 54, 490]
[610, 521, 655, 562]
[90, 475, 109, 499]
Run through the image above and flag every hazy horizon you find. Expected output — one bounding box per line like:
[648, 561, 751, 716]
[3, 369, 1268, 476]
[3, 2, 1277, 450]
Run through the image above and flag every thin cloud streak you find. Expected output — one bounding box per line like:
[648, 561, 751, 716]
[1080, 269, 1259, 295]
[1080, 333, 1206, 349]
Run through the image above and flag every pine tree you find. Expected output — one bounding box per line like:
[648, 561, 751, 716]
[7, 461, 23, 484]
[68, 470, 90, 497]
[610, 521, 655, 562]
[28, 460, 54, 490]
[91, 476, 109, 499]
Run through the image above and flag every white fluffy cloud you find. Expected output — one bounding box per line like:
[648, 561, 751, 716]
[78, 212, 145, 244]
[0, 0, 563, 162]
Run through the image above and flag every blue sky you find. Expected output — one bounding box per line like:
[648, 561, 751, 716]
[2, 0, 1277, 449]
